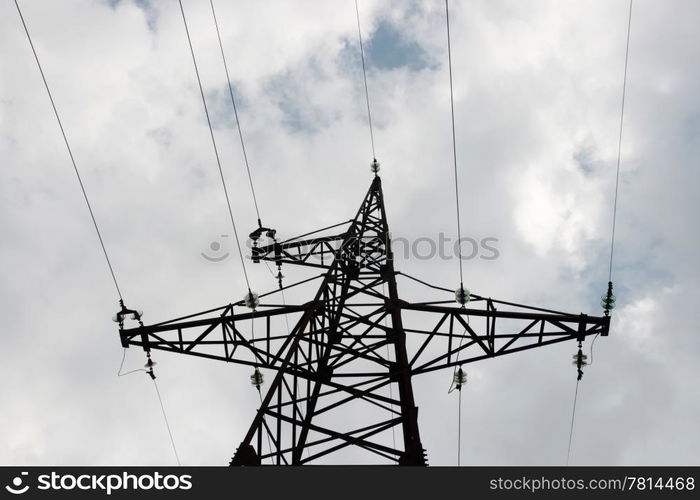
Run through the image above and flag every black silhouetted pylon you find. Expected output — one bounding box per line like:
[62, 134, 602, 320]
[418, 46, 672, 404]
[118, 176, 609, 465]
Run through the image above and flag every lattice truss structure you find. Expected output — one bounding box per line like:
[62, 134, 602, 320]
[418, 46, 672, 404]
[117, 177, 609, 465]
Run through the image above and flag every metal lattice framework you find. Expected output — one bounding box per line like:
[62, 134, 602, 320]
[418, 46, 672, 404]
[117, 176, 609, 465]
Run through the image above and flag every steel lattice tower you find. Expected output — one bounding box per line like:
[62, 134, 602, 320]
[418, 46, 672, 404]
[116, 176, 609, 465]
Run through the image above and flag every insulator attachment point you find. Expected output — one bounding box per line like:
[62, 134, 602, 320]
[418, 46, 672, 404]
[573, 341, 586, 380]
[453, 367, 467, 390]
[276, 263, 284, 289]
[370, 159, 380, 174]
[455, 286, 470, 307]
[250, 368, 264, 389]
[113, 303, 143, 326]
[571, 353, 588, 367]
[244, 291, 260, 310]
[145, 352, 157, 380]
[601, 281, 616, 315]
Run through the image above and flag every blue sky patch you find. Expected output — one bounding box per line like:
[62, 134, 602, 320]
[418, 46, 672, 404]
[365, 20, 431, 71]
[573, 145, 599, 176]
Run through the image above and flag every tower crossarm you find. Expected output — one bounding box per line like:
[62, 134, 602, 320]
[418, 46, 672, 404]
[119, 302, 315, 375]
[400, 298, 610, 376]
[253, 232, 349, 269]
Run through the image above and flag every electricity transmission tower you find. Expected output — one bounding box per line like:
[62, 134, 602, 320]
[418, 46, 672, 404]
[116, 176, 609, 465]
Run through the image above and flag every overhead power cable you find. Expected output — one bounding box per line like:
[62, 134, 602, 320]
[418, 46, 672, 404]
[565, 379, 580, 466]
[255, 387, 275, 464]
[354, 1, 393, 450]
[209, 0, 263, 227]
[443, 0, 471, 344]
[178, 0, 252, 293]
[608, 0, 633, 282]
[117, 349, 182, 465]
[14, 0, 124, 301]
[354, 0, 377, 163]
[117, 348, 147, 377]
[444, 0, 465, 289]
[153, 378, 182, 466]
[569, 2, 633, 466]
[448, 365, 467, 465]
[458, 379, 463, 465]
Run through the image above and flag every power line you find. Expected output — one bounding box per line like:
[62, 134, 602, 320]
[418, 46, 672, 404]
[608, 0, 633, 282]
[444, 0, 464, 288]
[355, 1, 394, 452]
[14, 0, 124, 301]
[565, 379, 580, 466]
[448, 365, 467, 465]
[354, 0, 377, 162]
[588, 332, 601, 366]
[568, 2, 632, 466]
[458, 384, 463, 466]
[153, 378, 182, 466]
[178, 0, 252, 292]
[209, 0, 263, 227]
[117, 348, 147, 377]
[260, 260, 305, 461]
[116, 350, 181, 465]
[256, 388, 274, 464]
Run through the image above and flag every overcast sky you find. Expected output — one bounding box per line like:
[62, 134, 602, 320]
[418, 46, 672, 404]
[1, 0, 698, 466]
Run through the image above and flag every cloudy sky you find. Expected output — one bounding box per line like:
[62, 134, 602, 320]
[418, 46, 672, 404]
[1, 0, 698, 466]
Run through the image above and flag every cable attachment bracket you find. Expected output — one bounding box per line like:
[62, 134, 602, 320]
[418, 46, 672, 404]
[112, 300, 144, 328]
[249, 225, 277, 263]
